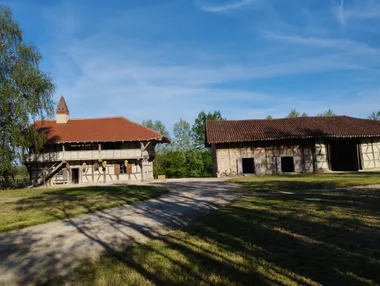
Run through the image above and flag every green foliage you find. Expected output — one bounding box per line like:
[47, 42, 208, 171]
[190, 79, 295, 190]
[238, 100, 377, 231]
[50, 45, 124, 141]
[368, 111, 380, 120]
[265, 115, 273, 120]
[200, 149, 213, 177]
[0, 5, 55, 184]
[153, 149, 213, 178]
[287, 109, 340, 118]
[317, 109, 336, 117]
[142, 119, 170, 154]
[143, 116, 218, 178]
[173, 119, 193, 151]
[160, 150, 187, 178]
[141, 119, 172, 176]
[192, 111, 225, 149]
[146, 112, 224, 178]
[15, 165, 29, 179]
[142, 120, 169, 137]
[287, 109, 301, 118]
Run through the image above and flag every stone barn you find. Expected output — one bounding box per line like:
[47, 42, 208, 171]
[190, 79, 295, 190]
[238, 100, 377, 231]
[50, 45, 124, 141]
[205, 116, 380, 177]
[26, 96, 170, 186]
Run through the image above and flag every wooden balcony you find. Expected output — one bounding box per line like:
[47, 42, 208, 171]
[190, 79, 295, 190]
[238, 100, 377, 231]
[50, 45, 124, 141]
[27, 149, 142, 163]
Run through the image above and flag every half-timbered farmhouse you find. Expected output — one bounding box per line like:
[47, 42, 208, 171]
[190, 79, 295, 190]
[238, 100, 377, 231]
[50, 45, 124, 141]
[27, 96, 170, 186]
[205, 116, 380, 177]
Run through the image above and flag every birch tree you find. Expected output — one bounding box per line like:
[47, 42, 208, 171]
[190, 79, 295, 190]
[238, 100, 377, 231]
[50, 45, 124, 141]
[0, 6, 55, 184]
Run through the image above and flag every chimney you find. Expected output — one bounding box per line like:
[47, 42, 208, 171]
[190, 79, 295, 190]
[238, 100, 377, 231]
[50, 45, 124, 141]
[56, 96, 70, 124]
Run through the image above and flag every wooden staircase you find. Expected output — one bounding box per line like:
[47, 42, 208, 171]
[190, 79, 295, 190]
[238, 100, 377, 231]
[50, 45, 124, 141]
[35, 161, 67, 186]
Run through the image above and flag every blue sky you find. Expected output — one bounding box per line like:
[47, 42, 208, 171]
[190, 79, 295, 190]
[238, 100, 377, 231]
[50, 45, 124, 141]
[5, 0, 380, 132]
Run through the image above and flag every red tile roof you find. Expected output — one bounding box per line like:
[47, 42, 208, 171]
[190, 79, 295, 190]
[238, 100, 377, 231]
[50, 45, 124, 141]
[34, 117, 171, 144]
[206, 116, 380, 144]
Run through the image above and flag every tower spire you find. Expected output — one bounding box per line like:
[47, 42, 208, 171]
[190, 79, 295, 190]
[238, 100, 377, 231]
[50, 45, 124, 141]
[56, 96, 70, 123]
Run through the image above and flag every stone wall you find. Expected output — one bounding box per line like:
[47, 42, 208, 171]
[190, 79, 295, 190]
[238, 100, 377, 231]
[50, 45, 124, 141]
[214, 141, 317, 177]
[213, 138, 380, 177]
[141, 162, 154, 181]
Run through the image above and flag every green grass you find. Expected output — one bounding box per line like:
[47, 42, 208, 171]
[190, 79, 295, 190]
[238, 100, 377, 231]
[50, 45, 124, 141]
[231, 172, 380, 193]
[46, 173, 380, 286]
[0, 185, 168, 233]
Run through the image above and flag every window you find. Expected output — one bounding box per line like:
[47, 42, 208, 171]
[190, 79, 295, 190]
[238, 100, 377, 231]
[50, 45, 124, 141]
[119, 164, 127, 174]
[242, 158, 255, 174]
[281, 156, 295, 173]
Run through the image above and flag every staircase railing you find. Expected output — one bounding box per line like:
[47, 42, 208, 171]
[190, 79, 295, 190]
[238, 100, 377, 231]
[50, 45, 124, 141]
[35, 161, 67, 186]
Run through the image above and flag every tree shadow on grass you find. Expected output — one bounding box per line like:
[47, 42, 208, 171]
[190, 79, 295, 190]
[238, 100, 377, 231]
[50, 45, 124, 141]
[1, 181, 241, 285]
[2, 185, 168, 230]
[236, 173, 380, 193]
[43, 186, 380, 285]
[15, 185, 169, 210]
[3, 180, 380, 285]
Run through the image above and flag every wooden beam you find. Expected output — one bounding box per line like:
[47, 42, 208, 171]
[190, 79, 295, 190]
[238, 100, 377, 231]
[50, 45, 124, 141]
[371, 139, 377, 168]
[140, 141, 151, 151]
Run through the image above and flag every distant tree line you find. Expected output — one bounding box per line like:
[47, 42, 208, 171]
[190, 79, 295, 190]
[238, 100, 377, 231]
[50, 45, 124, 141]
[143, 111, 224, 178]
[147, 108, 379, 179]
[266, 109, 380, 119]
[266, 109, 337, 119]
[368, 111, 380, 120]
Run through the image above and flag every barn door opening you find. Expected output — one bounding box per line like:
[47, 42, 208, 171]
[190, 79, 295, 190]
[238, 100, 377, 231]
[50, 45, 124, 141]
[329, 141, 360, 171]
[72, 168, 79, 184]
[242, 158, 255, 174]
[281, 156, 295, 173]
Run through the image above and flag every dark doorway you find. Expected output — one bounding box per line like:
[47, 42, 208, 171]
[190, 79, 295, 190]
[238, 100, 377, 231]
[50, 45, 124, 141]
[281, 156, 295, 173]
[242, 158, 255, 174]
[72, 168, 79, 184]
[329, 141, 360, 171]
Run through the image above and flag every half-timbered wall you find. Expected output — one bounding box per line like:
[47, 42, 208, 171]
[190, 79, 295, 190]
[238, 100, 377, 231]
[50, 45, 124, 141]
[43, 160, 148, 185]
[213, 141, 316, 176]
[360, 139, 380, 169]
[213, 138, 380, 177]
[315, 141, 329, 172]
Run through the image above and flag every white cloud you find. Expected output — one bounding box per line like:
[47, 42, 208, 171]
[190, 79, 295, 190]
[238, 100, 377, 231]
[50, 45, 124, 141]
[263, 32, 380, 56]
[23, 0, 379, 129]
[41, 2, 81, 36]
[50, 31, 378, 130]
[333, 0, 380, 26]
[199, 0, 255, 13]
[338, 0, 345, 25]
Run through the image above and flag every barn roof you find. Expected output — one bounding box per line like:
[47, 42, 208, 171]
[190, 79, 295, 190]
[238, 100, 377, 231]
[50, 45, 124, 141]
[206, 116, 380, 144]
[34, 117, 171, 144]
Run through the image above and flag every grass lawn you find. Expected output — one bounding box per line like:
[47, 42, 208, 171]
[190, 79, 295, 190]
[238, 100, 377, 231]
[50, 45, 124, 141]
[0, 185, 168, 233]
[231, 172, 380, 193]
[46, 173, 380, 286]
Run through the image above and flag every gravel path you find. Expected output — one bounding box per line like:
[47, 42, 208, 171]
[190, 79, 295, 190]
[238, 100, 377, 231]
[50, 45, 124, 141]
[0, 179, 241, 286]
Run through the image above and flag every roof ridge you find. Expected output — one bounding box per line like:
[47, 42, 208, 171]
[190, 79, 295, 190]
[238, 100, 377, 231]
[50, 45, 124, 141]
[34, 116, 171, 143]
[35, 116, 126, 123]
[206, 115, 380, 144]
[207, 115, 358, 122]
